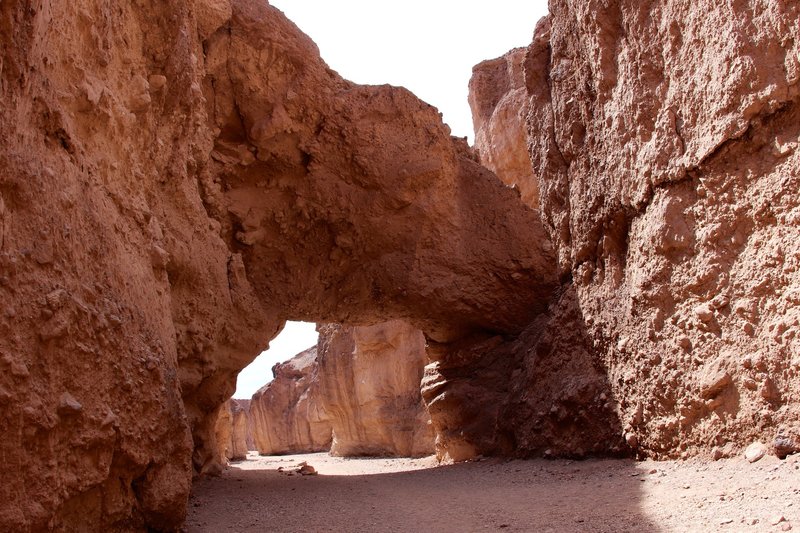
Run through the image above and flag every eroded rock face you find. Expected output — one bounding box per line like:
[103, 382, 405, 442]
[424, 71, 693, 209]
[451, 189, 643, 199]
[214, 399, 249, 465]
[423, 286, 628, 462]
[0, 0, 556, 529]
[201, 1, 556, 344]
[231, 399, 252, 458]
[249, 321, 435, 458]
[0, 1, 275, 529]
[522, 1, 800, 458]
[249, 347, 332, 455]
[317, 321, 434, 457]
[469, 48, 539, 207]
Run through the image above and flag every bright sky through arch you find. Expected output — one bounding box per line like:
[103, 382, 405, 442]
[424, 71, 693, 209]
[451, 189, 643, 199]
[268, 0, 550, 142]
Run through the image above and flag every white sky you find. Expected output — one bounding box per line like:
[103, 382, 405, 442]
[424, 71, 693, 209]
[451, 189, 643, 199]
[269, 0, 549, 140]
[235, 321, 318, 398]
[234, 1, 549, 399]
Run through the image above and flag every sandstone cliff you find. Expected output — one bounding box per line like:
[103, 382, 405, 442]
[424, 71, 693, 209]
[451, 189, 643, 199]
[229, 399, 249, 460]
[249, 321, 434, 458]
[3, 0, 799, 528]
[249, 347, 332, 455]
[317, 321, 434, 457]
[212, 399, 248, 467]
[524, 0, 800, 459]
[0, 0, 554, 529]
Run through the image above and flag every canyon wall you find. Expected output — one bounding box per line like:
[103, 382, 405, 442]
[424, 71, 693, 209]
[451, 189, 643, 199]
[461, 0, 800, 460]
[0, 0, 555, 529]
[249, 347, 332, 455]
[212, 399, 248, 467]
[249, 321, 434, 458]
[469, 48, 539, 207]
[317, 321, 435, 457]
[4, 0, 798, 528]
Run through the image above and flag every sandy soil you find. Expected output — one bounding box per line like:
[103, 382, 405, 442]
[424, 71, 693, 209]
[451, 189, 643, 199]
[186, 451, 799, 532]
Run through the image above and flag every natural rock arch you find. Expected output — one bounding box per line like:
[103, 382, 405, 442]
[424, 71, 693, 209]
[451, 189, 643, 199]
[0, 0, 556, 529]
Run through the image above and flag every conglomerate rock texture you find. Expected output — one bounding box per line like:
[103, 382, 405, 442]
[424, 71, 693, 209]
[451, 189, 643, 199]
[249, 347, 332, 455]
[0, 0, 554, 528]
[515, 1, 800, 458]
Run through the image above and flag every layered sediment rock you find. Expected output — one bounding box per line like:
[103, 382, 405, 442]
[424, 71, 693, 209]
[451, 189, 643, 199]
[212, 399, 249, 467]
[249, 347, 332, 455]
[518, 1, 800, 458]
[317, 321, 434, 457]
[0, 0, 554, 529]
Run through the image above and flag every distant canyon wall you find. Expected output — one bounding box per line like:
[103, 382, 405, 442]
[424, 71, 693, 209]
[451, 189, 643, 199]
[247, 321, 434, 458]
[249, 346, 332, 455]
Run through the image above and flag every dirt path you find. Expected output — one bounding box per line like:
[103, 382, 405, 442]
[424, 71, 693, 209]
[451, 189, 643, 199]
[186, 452, 799, 532]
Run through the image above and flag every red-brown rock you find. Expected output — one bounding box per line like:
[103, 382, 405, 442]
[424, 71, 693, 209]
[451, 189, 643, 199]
[469, 48, 539, 206]
[249, 347, 332, 455]
[0, 1, 555, 528]
[522, 1, 800, 458]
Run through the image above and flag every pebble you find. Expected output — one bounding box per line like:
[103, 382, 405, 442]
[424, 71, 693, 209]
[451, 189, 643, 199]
[744, 442, 767, 463]
[57, 392, 83, 415]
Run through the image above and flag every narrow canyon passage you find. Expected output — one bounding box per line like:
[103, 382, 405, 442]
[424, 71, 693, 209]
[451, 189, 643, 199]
[187, 452, 799, 532]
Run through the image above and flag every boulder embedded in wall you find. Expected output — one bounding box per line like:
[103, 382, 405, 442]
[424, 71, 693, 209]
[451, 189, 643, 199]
[469, 48, 539, 206]
[317, 321, 434, 457]
[524, 2, 800, 457]
[423, 286, 628, 462]
[249, 347, 332, 455]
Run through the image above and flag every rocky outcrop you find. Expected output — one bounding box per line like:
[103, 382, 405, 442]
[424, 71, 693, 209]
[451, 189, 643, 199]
[469, 48, 539, 207]
[233, 398, 257, 451]
[317, 321, 434, 457]
[0, 0, 555, 529]
[517, 1, 800, 458]
[249, 347, 332, 455]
